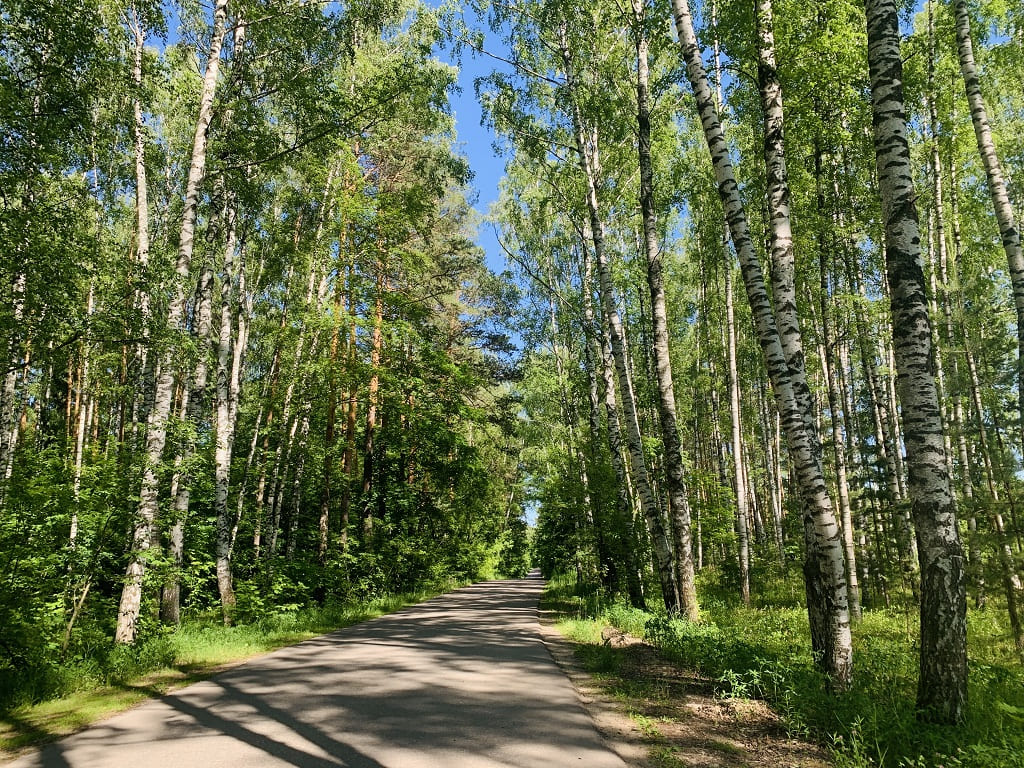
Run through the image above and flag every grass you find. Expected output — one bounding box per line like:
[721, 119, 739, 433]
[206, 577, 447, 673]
[0, 583, 457, 757]
[545, 571, 1024, 768]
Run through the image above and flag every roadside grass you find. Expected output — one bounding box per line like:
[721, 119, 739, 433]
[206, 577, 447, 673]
[544, 572, 1024, 768]
[0, 583, 457, 757]
[545, 578, 828, 768]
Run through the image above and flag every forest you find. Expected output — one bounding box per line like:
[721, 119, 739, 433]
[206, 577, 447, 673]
[1, 0, 1023, 765]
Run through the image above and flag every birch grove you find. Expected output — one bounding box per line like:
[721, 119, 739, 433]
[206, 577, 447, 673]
[1, 0, 1023, 754]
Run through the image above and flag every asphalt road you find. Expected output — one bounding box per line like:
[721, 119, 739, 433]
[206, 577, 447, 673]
[8, 574, 628, 768]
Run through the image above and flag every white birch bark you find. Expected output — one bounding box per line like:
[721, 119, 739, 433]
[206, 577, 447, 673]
[581, 247, 645, 607]
[725, 264, 751, 605]
[865, 0, 967, 720]
[70, 283, 96, 550]
[165, 257, 216, 626]
[813, 273, 861, 619]
[952, 0, 1024, 448]
[130, 7, 153, 439]
[0, 272, 27, 495]
[629, 0, 698, 620]
[671, 0, 851, 683]
[285, 409, 312, 561]
[555, 23, 680, 614]
[755, 0, 855, 644]
[115, 0, 229, 644]
[214, 205, 243, 622]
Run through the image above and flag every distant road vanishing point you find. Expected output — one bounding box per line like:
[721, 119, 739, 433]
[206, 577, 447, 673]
[7, 574, 628, 768]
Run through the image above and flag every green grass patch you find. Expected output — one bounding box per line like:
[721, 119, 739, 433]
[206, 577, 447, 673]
[544, 572, 1024, 768]
[0, 582, 458, 757]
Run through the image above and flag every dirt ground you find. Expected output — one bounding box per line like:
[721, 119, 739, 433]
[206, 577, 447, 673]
[539, 618, 832, 768]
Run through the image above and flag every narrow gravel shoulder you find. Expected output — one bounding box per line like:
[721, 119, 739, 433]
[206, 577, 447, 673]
[7, 575, 628, 768]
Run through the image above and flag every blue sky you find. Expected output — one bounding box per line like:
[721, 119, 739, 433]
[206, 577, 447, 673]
[440, 31, 510, 278]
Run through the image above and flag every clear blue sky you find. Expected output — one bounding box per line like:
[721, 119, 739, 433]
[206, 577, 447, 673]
[441, 32, 510, 278]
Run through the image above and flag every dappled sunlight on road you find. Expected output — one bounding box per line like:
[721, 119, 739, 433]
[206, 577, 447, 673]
[8, 574, 626, 768]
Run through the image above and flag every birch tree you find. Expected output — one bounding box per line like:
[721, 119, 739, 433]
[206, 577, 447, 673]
[670, 0, 852, 684]
[116, 0, 230, 644]
[865, 0, 968, 721]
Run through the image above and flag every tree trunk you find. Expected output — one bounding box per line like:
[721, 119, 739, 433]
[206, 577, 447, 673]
[725, 263, 751, 605]
[812, 144, 861, 620]
[71, 283, 95, 551]
[361, 268, 384, 548]
[340, 303, 358, 555]
[554, 21, 679, 614]
[160, 255, 215, 626]
[581, 246, 645, 607]
[952, 0, 1024, 449]
[116, 0, 229, 644]
[865, 0, 967, 721]
[214, 206, 243, 623]
[672, 0, 852, 683]
[320, 281, 343, 564]
[0, 272, 27, 501]
[130, 7, 153, 445]
[629, 0, 698, 620]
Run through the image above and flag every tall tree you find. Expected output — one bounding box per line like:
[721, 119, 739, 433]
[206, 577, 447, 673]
[670, 0, 853, 684]
[865, 0, 968, 722]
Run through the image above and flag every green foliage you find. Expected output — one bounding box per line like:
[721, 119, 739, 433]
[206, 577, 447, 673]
[557, 570, 1024, 768]
[0, 582, 457, 714]
[496, 515, 531, 578]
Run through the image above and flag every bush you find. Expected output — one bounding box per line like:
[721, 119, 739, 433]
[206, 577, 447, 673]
[548, 569, 1024, 768]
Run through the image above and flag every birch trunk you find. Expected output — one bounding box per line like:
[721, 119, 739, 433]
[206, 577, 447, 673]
[161, 256, 215, 626]
[586, 147, 678, 613]
[116, 0, 229, 644]
[812, 144, 861, 619]
[340, 308, 358, 554]
[725, 263, 751, 605]
[865, 0, 967, 721]
[320, 282, 343, 564]
[813, 274, 861, 620]
[214, 208, 243, 622]
[552, 293, 603, 582]
[755, 0, 856, 644]
[0, 272, 27, 499]
[553, 22, 679, 613]
[313, 167, 339, 564]
[672, 0, 851, 682]
[286, 409, 312, 561]
[952, 0, 1024, 449]
[70, 283, 95, 551]
[947, 147, 985, 601]
[629, 0, 698, 619]
[581, 248, 645, 606]
[130, 8, 153, 441]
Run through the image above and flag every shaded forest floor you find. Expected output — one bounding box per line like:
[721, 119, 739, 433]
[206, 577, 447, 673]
[541, 591, 831, 768]
[0, 584, 459, 761]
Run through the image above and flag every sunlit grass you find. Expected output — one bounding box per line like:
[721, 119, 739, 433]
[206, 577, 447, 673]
[543, 571, 1024, 768]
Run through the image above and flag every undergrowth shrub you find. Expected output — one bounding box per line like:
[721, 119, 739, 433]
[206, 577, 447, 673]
[0, 580, 458, 713]
[547, 571, 1024, 768]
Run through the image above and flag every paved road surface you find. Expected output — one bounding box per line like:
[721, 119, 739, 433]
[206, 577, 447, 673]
[8, 575, 628, 768]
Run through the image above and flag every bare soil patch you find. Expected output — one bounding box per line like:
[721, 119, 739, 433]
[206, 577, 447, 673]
[540, 614, 831, 768]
